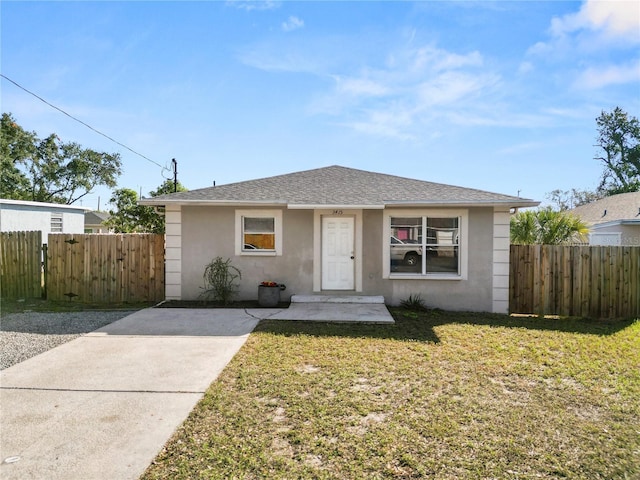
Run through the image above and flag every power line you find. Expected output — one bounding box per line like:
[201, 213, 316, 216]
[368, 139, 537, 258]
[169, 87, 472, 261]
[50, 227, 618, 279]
[1, 73, 166, 170]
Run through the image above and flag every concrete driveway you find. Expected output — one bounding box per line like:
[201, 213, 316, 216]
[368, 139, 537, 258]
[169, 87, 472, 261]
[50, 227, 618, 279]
[0, 308, 276, 480]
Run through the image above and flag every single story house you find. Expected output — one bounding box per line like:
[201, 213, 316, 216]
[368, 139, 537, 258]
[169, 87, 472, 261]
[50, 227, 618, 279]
[569, 192, 640, 246]
[0, 199, 90, 235]
[84, 210, 112, 233]
[140, 166, 538, 313]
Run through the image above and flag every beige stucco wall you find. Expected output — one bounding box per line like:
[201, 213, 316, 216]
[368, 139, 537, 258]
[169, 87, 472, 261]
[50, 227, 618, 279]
[179, 205, 498, 311]
[181, 206, 315, 301]
[369, 207, 495, 311]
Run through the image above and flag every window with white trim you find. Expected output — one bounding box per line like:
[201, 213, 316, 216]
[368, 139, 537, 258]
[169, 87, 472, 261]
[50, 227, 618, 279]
[235, 210, 283, 256]
[385, 210, 467, 279]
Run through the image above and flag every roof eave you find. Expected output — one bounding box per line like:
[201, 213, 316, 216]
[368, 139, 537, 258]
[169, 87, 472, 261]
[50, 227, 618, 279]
[0, 199, 92, 211]
[383, 200, 540, 208]
[287, 204, 385, 210]
[591, 219, 640, 228]
[139, 198, 540, 209]
[138, 199, 288, 207]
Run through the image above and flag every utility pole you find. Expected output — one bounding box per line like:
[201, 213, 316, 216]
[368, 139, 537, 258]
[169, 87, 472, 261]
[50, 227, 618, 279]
[171, 158, 178, 193]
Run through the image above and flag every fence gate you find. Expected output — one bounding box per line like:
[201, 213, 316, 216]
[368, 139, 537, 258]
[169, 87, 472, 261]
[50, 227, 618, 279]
[47, 234, 165, 303]
[0, 231, 43, 299]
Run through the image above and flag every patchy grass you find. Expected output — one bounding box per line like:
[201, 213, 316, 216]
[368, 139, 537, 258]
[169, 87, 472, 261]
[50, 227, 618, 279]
[143, 311, 640, 480]
[0, 297, 155, 316]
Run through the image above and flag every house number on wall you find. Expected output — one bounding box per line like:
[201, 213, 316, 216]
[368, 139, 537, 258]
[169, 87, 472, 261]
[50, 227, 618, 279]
[332, 210, 343, 215]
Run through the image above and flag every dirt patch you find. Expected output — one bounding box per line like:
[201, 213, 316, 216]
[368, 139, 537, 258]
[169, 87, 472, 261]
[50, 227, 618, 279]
[155, 300, 290, 309]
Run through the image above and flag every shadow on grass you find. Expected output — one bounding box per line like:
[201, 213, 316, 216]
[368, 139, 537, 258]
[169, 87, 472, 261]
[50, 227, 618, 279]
[254, 308, 637, 343]
[443, 310, 637, 335]
[255, 314, 442, 343]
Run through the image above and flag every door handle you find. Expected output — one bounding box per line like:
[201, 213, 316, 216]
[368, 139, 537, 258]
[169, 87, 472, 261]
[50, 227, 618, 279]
[350, 256, 355, 259]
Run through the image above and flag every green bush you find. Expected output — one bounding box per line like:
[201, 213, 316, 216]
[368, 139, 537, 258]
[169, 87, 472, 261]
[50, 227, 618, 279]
[400, 293, 428, 311]
[201, 257, 241, 305]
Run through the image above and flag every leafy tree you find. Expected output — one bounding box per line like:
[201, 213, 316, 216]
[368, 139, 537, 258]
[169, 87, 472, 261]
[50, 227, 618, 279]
[1, 113, 122, 204]
[545, 188, 601, 211]
[149, 179, 186, 197]
[106, 180, 187, 233]
[0, 114, 33, 200]
[510, 207, 589, 245]
[105, 188, 156, 233]
[595, 107, 640, 195]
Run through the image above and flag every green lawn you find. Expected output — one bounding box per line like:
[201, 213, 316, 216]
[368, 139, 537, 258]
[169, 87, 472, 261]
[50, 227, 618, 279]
[143, 310, 640, 480]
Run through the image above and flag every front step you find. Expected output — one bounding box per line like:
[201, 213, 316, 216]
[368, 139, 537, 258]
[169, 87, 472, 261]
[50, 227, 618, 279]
[268, 295, 394, 324]
[290, 295, 385, 304]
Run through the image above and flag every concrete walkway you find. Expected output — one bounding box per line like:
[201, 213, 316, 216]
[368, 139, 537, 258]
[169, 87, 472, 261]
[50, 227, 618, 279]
[269, 295, 395, 324]
[0, 308, 276, 480]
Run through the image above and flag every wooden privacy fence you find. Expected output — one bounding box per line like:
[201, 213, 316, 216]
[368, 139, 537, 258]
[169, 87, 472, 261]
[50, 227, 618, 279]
[0, 231, 43, 299]
[47, 234, 165, 303]
[510, 245, 640, 319]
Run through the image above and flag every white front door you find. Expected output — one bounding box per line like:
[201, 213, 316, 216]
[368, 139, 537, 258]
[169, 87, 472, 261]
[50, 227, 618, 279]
[322, 216, 355, 290]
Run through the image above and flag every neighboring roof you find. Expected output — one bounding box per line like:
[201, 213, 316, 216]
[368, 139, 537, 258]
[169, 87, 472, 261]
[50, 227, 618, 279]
[85, 211, 110, 225]
[569, 192, 640, 226]
[0, 198, 91, 212]
[140, 165, 538, 208]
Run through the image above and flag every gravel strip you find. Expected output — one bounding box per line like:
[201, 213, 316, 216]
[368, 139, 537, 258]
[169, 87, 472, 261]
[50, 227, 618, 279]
[0, 311, 136, 370]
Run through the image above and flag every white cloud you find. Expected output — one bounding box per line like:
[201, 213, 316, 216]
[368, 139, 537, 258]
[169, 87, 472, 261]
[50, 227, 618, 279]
[526, 1, 639, 92]
[417, 71, 497, 108]
[529, 0, 639, 57]
[333, 76, 388, 97]
[574, 59, 640, 89]
[411, 46, 483, 73]
[237, 36, 345, 74]
[518, 61, 534, 75]
[319, 46, 500, 138]
[282, 15, 304, 32]
[238, 47, 321, 74]
[554, 0, 640, 39]
[242, 37, 516, 139]
[304, 44, 505, 139]
[496, 141, 548, 156]
[225, 0, 281, 12]
[340, 107, 416, 141]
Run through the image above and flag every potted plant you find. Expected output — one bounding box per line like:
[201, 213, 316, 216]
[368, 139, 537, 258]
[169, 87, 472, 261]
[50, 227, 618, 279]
[258, 281, 286, 307]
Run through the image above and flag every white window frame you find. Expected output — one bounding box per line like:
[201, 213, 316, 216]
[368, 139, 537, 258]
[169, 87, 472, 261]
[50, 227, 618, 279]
[383, 209, 468, 280]
[235, 209, 283, 256]
[51, 213, 63, 233]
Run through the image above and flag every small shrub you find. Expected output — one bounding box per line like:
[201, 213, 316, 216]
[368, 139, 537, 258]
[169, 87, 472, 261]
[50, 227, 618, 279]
[201, 257, 241, 305]
[400, 293, 428, 311]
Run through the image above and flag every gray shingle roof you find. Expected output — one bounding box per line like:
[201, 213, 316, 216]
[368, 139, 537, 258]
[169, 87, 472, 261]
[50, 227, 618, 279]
[84, 211, 110, 224]
[141, 165, 538, 207]
[570, 191, 640, 225]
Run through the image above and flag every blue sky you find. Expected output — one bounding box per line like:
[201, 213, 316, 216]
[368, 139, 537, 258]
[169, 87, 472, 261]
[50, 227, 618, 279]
[2, 1, 639, 210]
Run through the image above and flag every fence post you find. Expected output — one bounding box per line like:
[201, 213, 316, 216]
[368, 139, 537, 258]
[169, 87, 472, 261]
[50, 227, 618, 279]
[42, 243, 48, 299]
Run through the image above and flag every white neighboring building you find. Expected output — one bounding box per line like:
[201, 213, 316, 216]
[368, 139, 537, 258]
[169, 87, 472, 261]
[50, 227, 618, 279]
[0, 199, 90, 235]
[570, 192, 640, 246]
